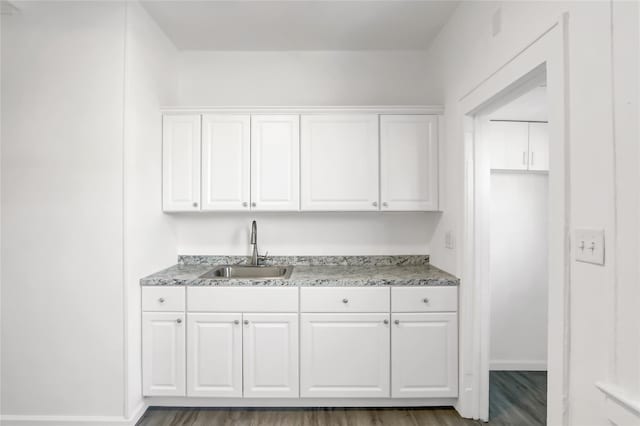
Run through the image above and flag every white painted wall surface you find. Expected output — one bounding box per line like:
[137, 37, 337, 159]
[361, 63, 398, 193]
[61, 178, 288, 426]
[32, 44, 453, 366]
[489, 172, 548, 371]
[177, 50, 440, 106]
[123, 2, 179, 418]
[1, 1, 126, 417]
[426, 1, 637, 424]
[174, 213, 438, 256]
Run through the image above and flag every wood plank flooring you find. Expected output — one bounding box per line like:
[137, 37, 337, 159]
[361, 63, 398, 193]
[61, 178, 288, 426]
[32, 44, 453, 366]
[137, 371, 547, 426]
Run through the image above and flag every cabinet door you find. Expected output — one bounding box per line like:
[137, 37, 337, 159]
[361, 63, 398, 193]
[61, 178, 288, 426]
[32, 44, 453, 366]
[201, 114, 250, 211]
[391, 313, 458, 398]
[528, 123, 549, 171]
[488, 121, 529, 170]
[251, 115, 300, 211]
[142, 312, 186, 396]
[162, 114, 201, 212]
[380, 115, 438, 211]
[243, 313, 299, 398]
[187, 313, 242, 397]
[301, 114, 379, 211]
[300, 313, 390, 398]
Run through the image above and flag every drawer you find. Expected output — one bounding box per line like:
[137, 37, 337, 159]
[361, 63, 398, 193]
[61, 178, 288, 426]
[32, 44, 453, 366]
[300, 287, 390, 312]
[391, 287, 457, 312]
[188, 287, 298, 312]
[142, 287, 185, 311]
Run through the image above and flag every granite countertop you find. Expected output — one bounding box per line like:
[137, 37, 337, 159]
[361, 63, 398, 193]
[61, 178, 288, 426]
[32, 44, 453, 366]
[140, 255, 459, 287]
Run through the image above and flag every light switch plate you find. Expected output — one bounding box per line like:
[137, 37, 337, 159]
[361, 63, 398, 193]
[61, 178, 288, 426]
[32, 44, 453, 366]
[574, 229, 605, 265]
[445, 231, 455, 250]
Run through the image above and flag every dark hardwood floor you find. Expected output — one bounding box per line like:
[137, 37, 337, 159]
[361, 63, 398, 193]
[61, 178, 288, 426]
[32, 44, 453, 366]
[137, 371, 547, 426]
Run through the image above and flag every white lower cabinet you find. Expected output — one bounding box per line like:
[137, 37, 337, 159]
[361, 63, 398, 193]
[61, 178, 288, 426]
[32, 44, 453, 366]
[300, 313, 390, 398]
[391, 313, 458, 398]
[187, 313, 242, 397]
[142, 312, 186, 396]
[243, 313, 299, 398]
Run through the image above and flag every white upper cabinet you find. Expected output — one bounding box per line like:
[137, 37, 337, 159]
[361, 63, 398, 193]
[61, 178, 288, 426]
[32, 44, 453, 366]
[162, 115, 201, 212]
[201, 114, 251, 211]
[251, 115, 300, 211]
[528, 123, 549, 171]
[301, 114, 379, 211]
[489, 121, 549, 172]
[488, 121, 530, 170]
[380, 115, 438, 211]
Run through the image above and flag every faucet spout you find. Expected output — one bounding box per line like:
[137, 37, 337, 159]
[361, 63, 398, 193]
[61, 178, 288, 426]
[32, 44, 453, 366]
[250, 220, 258, 265]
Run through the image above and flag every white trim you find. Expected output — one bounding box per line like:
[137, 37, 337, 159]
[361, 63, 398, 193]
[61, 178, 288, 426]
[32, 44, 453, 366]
[160, 105, 444, 115]
[596, 382, 640, 424]
[489, 361, 548, 371]
[457, 14, 570, 425]
[144, 397, 457, 408]
[0, 403, 147, 426]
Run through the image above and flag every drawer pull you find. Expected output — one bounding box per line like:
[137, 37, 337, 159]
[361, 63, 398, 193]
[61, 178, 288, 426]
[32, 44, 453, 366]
[234, 320, 239, 325]
[244, 320, 249, 325]
[342, 298, 349, 304]
[176, 318, 182, 324]
[158, 298, 165, 303]
[383, 319, 389, 324]
[394, 319, 400, 325]
[423, 298, 430, 304]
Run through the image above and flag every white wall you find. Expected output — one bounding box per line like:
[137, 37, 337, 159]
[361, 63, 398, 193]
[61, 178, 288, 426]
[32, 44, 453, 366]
[178, 50, 440, 106]
[426, 1, 638, 425]
[489, 172, 548, 370]
[123, 2, 179, 417]
[1, 1, 126, 417]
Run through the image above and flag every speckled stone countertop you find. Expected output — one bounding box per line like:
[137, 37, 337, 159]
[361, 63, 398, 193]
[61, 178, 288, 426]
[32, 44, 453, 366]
[140, 255, 459, 287]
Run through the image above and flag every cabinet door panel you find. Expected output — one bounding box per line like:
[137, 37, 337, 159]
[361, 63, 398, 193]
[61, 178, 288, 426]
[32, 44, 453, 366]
[301, 114, 379, 211]
[488, 121, 529, 170]
[528, 123, 549, 171]
[142, 312, 186, 396]
[187, 313, 242, 397]
[391, 313, 457, 398]
[243, 313, 299, 398]
[162, 114, 201, 211]
[251, 115, 300, 211]
[300, 313, 389, 398]
[380, 115, 438, 211]
[201, 115, 250, 211]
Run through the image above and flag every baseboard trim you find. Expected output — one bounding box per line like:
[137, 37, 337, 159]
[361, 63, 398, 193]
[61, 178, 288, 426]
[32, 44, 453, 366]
[489, 360, 547, 371]
[145, 397, 458, 408]
[0, 403, 148, 426]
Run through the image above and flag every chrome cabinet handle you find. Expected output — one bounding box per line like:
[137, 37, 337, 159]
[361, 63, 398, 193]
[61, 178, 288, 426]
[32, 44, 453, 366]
[383, 319, 389, 324]
[342, 298, 349, 304]
[382, 202, 388, 207]
[242, 202, 248, 207]
[394, 320, 400, 325]
[372, 201, 378, 207]
[176, 318, 182, 324]
[244, 320, 249, 325]
[531, 152, 535, 165]
[158, 298, 165, 303]
[522, 152, 526, 165]
[423, 298, 430, 304]
[234, 320, 240, 325]
[251, 202, 256, 207]
[192, 202, 198, 208]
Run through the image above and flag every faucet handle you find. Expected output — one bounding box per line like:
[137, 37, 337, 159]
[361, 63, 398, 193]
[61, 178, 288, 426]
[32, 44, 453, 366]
[258, 251, 269, 262]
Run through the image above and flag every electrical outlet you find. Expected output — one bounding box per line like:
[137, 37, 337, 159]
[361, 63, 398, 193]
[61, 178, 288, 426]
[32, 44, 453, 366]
[445, 231, 455, 250]
[574, 229, 605, 265]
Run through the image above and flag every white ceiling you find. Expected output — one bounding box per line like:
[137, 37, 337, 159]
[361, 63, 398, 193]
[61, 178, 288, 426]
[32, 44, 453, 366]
[141, 1, 459, 51]
[489, 86, 548, 122]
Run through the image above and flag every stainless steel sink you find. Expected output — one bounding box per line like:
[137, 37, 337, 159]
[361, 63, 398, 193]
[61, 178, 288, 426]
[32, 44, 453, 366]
[199, 265, 293, 280]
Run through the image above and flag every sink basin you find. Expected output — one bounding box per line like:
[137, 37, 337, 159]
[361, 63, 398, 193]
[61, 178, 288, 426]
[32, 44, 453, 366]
[199, 265, 293, 280]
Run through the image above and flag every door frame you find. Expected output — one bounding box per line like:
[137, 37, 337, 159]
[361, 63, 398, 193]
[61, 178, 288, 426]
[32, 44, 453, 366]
[457, 14, 571, 424]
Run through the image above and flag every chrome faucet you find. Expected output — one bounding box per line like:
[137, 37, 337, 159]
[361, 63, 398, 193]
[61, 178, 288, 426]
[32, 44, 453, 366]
[250, 220, 259, 266]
